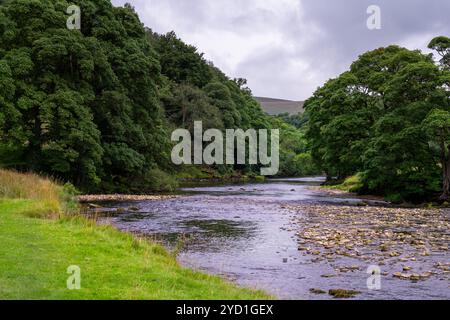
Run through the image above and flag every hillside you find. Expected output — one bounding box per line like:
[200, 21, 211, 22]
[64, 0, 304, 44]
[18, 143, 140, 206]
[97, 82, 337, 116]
[255, 97, 304, 115]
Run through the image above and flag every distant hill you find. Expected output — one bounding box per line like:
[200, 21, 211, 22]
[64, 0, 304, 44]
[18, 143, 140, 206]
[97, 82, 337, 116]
[254, 97, 304, 115]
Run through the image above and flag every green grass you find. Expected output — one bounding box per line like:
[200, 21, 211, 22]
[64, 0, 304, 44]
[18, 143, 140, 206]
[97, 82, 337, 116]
[325, 174, 364, 193]
[0, 171, 271, 300]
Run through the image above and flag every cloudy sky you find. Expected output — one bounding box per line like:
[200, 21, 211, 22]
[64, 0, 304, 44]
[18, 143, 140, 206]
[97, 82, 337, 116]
[112, 0, 450, 101]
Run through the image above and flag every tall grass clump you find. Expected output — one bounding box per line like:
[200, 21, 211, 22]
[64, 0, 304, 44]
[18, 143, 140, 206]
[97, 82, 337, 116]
[0, 169, 78, 218]
[325, 173, 364, 193]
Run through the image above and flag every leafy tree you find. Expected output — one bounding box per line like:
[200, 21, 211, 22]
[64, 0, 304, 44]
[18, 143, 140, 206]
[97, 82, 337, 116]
[162, 83, 223, 132]
[306, 43, 450, 201]
[0, 0, 319, 191]
[276, 112, 309, 129]
[150, 31, 212, 88]
[204, 82, 241, 128]
[423, 109, 450, 199]
[429, 36, 450, 69]
[0, 0, 170, 191]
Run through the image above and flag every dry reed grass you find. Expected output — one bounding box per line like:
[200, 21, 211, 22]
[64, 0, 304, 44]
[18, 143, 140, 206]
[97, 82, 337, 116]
[0, 169, 62, 217]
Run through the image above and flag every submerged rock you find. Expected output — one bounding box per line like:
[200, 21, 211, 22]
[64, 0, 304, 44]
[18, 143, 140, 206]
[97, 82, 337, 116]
[310, 288, 327, 295]
[321, 274, 337, 278]
[328, 289, 361, 299]
[402, 266, 412, 271]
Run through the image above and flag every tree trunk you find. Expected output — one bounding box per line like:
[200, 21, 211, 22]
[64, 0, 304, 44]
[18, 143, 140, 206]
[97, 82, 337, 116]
[440, 145, 450, 201]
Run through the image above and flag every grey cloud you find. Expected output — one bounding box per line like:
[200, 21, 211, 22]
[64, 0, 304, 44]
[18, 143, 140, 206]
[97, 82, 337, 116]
[112, 0, 450, 100]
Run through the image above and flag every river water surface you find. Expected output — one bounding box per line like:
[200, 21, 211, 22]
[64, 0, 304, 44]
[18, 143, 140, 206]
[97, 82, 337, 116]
[94, 177, 449, 300]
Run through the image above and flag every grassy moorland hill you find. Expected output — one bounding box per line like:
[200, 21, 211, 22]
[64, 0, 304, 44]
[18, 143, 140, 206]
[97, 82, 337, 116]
[255, 97, 304, 115]
[0, 170, 270, 300]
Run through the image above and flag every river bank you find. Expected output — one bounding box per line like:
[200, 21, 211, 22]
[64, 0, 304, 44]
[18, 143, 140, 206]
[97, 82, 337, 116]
[0, 170, 270, 300]
[308, 186, 388, 204]
[317, 174, 450, 207]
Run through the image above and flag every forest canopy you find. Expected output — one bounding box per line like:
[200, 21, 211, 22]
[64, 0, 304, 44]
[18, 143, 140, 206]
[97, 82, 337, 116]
[3, 0, 446, 202]
[0, 0, 317, 192]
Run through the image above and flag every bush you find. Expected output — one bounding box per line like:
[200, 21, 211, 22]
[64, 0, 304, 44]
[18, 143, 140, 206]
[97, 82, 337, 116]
[327, 174, 364, 193]
[279, 152, 320, 177]
[143, 169, 178, 192]
[254, 175, 266, 182]
[385, 193, 403, 204]
[341, 174, 364, 193]
[59, 183, 81, 215]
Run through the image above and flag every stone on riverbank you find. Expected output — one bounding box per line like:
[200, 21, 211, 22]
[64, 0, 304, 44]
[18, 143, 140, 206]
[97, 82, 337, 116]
[287, 204, 450, 284]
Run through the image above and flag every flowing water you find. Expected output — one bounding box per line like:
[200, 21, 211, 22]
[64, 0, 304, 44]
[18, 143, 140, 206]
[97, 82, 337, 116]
[93, 177, 449, 300]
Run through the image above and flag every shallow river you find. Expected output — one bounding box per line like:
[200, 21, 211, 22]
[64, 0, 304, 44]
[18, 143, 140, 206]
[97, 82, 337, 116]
[95, 177, 449, 300]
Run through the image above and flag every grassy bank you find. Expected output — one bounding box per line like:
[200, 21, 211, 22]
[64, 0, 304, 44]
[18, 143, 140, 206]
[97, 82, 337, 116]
[0, 170, 270, 300]
[322, 174, 450, 205]
[323, 174, 364, 193]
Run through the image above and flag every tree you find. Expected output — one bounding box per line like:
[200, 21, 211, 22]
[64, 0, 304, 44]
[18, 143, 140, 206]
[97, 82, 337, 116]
[0, 0, 171, 191]
[204, 82, 241, 128]
[150, 31, 213, 88]
[305, 44, 448, 200]
[423, 109, 450, 200]
[162, 83, 223, 132]
[429, 36, 450, 69]
[0, 0, 317, 190]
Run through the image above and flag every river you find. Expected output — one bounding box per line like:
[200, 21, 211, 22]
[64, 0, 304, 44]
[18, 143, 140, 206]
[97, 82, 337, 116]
[92, 177, 450, 300]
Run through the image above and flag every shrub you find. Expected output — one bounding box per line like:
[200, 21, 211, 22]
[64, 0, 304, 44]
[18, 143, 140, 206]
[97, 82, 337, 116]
[143, 169, 178, 192]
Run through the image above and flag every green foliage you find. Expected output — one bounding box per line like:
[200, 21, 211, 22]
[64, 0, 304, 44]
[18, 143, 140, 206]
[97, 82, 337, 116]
[0, 0, 170, 191]
[428, 36, 450, 69]
[327, 174, 364, 193]
[162, 83, 224, 131]
[150, 28, 313, 178]
[276, 112, 309, 129]
[59, 182, 80, 214]
[306, 40, 450, 201]
[149, 31, 213, 88]
[142, 168, 178, 192]
[269, 117, 320, 177]
[204, 82, 241, 128]
[0, 0, 317, 193]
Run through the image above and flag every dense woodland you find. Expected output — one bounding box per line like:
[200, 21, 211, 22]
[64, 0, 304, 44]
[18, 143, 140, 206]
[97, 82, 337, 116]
[0, 0, 316, 193]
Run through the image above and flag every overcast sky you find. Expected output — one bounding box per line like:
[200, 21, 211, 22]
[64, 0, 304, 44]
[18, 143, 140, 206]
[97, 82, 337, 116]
[111, 0, 450, 101]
